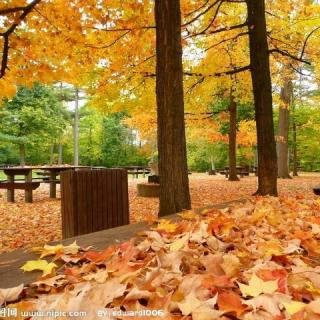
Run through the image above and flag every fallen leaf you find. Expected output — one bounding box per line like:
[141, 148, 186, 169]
[217, 291, 247, 316]
[238, 274, 278, 297]
[21, 259, 57, 276]
[0, 284, 24, 305]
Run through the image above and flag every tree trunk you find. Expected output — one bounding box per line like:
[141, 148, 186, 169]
[155, 0, 191, 216]
[210, 156, 215, 170]
[246, 0, 278, 196]
[19, 144, 26, 166]
[58, 144, 63, 165]
[228, 94, 239, 181]
[277, 80, 292, 178]
[73, 88, 79, 166]
[50, 144, 55, 165]
[292, 116, 298, 176]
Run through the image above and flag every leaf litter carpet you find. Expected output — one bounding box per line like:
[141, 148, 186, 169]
[0, 175, 319, 254]
[1, 177, 320, 318]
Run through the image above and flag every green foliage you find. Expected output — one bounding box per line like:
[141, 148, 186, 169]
[291, 105, 320, 171]
[0, 82, 69, 164]
[209, 98, 254, 135]
[187, 141, 228, 172]
[79, 107, 104, 165]
[100, 112, 148, 167]
[0, 144, 19, 164]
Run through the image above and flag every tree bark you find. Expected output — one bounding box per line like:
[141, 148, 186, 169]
[73, 88, 79, 166]
[58, 144, 63, 165]
[277, 80, 292, 178]
[246, 0, 278, 196]
[292, 114, 298, 176]
[50, 144, 55, 165]
[155, 0, 191, 216]
[228, 94, 240, 181]
[19, 144, 26, 166]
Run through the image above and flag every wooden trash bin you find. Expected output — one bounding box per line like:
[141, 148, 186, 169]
[61, 169, 129, 238]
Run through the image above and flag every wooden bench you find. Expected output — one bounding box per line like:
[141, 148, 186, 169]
[0, 181, 40, 202]
[127, 169, 151, 178]
[116, 167, 150, 178]
[35, 171, 50, 179]
[0, 199, 245, 288]
[220, 167, 250, 178]
[41, 180, 60, 184]
[0, 181, 40, 189]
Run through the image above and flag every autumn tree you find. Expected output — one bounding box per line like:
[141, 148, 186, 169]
[155, 0, 191, 216]
[242, 0, 277, 195]
[0, 0, 41, 79]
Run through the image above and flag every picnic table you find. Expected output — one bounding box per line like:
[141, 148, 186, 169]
[217, 166, 251, 178]
[0, 200, 241, 288]
[0, 165, 90, 202]
[114, 166, 150, 178]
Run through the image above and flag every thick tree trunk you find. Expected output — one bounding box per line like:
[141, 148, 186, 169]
[277, 80, 292, 178]
[228, 94, 239, 181]
[73, 88, 79, 166]
[155, 0, 191, 216]
[19, 144, 26, 166]
[246, 0, 278, 196]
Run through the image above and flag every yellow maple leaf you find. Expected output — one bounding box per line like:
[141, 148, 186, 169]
[21, 260, 57, 276]
[282, 301, 306, 315]
[32, 241, 80, 258]
[61, 241, 81, 255]
[237, 274, 278, 297]
[32, 244, 63, 259]
[154, 219, 177, 233]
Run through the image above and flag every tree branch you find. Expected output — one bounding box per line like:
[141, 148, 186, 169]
[184, 0, 211, 18]
[130, 54, 156, 68]
[182, 0, 222, 27]
[204, 31, 248, 52]
[186, 22, 247, 39]
[300, 26, 320, 60]
[0, 0, 42, 78]
[289, 63, 312, 77]
[138, 65, 250, 78]
[186, 77, 205, 93]
[85, 30, 130, 49]
[269, 48, 311, 65]
[184, 65, 251, 77]
[0, 7, 26, 15]
[91, 26, 155, 32]
[193, 0, 225, 34]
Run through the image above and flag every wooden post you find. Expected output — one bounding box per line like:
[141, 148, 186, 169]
[7, 175, 14, 202]
[25, 171, 33, 203]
